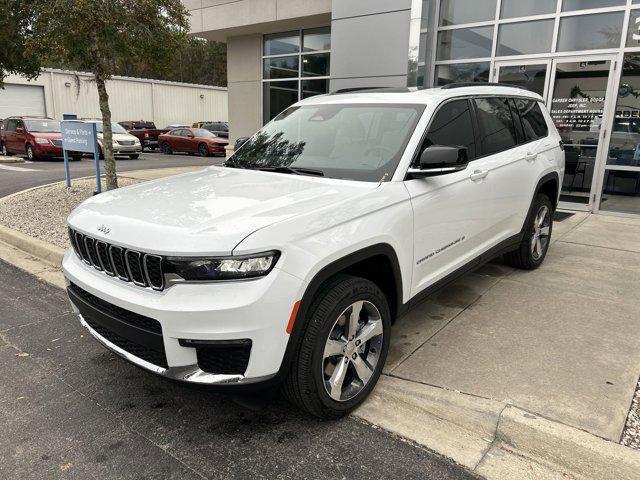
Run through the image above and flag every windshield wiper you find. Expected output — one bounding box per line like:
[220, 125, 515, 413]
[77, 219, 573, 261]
[255, 166, 324, 177]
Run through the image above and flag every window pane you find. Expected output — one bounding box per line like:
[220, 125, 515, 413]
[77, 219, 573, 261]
[607, 53, 640, 167]
[301, 79, 329, 99]
[264, 31, 300, 56]
[562, 0, 625, 12]
[436, 26, 493, 60]
[263, 81, 298, 123]
[424, 100, 477, 159]
[435, 62, 490, 85]
[557, 12, 623, 52]
[600, 170, 640, 214]
[497, 19, 554, 56]
[439, 0, 497, 26]
[515, 99, 549, 141]
[301, 53, 330, 77]
[500, 0, 556, 19]
[263, 56, 299, 79]
[626, 10, 640, 47]
[498, 64, 547, 96]
[303, 27, 330, 52]
[474, 97, 518, 155]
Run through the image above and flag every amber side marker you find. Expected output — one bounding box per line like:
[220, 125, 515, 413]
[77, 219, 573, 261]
[286, 300, 301, 334]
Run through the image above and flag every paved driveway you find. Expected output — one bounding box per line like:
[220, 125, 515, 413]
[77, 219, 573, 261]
[0, 259, 476, 480]
[0, 152, 221, 198]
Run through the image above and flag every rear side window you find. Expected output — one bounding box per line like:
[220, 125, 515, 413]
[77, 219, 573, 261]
[474, 97, 518, 155]
[515, 99, 548, 141]
[423, 99, 477, 160]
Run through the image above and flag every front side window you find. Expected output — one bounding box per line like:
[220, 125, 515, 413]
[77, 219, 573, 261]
[515, 99, 549, 141]
[227, 104, 424, 182]
[474, 97, 518, 155]
[192, 128, 215, 138]
[423, 99, 477, 159]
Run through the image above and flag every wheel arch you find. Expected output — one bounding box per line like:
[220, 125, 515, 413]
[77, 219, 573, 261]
[534, 172, 561, 210]
[278, 243, 403, 378]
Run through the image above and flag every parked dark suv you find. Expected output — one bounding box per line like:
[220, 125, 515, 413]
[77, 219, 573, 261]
[0, 116, 82, 161]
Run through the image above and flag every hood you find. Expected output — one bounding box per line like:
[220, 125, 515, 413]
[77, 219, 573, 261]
[68, 166, 378, 255]
[30, 132, 62, 139]
[97, 133, 138, 142]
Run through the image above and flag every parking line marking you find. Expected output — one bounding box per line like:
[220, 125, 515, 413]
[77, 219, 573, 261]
[0, 164, 38, 172]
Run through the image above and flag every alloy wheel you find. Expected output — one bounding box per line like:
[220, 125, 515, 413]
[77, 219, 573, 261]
[322, 300, 384, 402]
[199, 144, 208, 156]
[1, 143, 7, 156]
[27, 146, 33, 161]
[531, 205, 551, 261]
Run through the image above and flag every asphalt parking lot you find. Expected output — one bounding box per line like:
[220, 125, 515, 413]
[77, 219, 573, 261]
[0, 151, 221, 198]
[0, 258, 477, 480]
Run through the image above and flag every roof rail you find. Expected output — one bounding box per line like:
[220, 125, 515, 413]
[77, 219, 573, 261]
[439, 82, 523, 89]
[330, 87, 412, 95]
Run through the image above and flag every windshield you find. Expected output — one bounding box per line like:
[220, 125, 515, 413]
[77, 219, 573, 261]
[227, 104, 424, 182]
[193, 128, 215, 138]
[94, 122, 128, 134]
[25, 120, 60, 133]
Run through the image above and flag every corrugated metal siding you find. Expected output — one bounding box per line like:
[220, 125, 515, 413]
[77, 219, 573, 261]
[1, 70, 227, 128]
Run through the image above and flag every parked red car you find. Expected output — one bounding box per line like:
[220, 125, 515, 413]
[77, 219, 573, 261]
[158, 127, 228, 157]
[0, 116, 82, 161]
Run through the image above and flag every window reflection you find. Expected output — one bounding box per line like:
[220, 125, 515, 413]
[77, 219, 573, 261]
[439, 0, 496, 26]
[435, 62, 490, 85]
[557, 12, 623, 52]
[437, 26, 494, 60]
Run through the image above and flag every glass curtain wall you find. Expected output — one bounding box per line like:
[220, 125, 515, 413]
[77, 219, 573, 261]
[262, 28, 331, 124]
[418, 0, 626, 87]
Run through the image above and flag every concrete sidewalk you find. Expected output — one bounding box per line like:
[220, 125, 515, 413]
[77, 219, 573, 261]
[357, 212, 640, 477]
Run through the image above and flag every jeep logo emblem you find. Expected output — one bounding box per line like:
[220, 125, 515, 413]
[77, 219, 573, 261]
[97, 224, 111, 235]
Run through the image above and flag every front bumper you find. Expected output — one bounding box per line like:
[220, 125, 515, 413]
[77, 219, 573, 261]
[62, 250, 305, 385]
[113, 144, 142, 155]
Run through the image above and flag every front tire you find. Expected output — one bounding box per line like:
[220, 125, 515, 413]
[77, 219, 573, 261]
[26, 144, 37, 161]
[283, 275, 391, 419]
[504, 193, 553, 269]
[198, 143, 210, 157]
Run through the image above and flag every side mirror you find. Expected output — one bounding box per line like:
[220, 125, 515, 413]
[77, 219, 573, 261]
[16, 127, 24, 134]
[234, 136, 249, 150]
[407, 146, 469, 178]
[187, 133, 194, 138]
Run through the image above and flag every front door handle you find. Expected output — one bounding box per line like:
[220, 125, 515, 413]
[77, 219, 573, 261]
[525, 152, 537, 162]
[469, 169, 489, 181]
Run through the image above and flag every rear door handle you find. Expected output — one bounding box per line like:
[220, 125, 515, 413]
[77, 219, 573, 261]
[525, 152, 537, 162]
[469, 169, 488, 181]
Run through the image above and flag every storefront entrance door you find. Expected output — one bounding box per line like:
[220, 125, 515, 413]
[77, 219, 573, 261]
[494, 57, 618, 211]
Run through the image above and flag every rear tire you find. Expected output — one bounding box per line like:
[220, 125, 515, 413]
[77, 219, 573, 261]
[161, 142, 172, 155]
[129, 154, 139, 159]
[1, 142, 8, 156]
[504, 193, 553, 270]
[283, 275, 391, 419]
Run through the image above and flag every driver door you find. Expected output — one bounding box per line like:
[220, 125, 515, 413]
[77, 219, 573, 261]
[405, 98, 490, 297]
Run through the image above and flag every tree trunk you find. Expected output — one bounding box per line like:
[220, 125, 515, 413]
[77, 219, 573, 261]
[95, 74, 118, 190]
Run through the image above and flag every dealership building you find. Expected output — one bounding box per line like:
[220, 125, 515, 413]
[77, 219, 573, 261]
[186, 0, 640, 216]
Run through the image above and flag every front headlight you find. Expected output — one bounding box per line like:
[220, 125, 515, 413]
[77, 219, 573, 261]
[165, 251, 280, 281]
[34, 137, 50, 144]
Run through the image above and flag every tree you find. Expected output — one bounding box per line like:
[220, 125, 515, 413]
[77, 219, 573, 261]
[31, 0, 190, 190]
[0, 0, 41, 87]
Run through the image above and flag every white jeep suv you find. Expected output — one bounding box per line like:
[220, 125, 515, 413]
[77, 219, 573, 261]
[63, 84, 564, 418]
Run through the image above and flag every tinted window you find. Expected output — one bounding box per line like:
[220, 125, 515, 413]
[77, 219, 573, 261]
[423, 99, 476, 160]
[6, 119, 16, 132]
[474, 97, 518, 155]
[515, 99, 549, 141]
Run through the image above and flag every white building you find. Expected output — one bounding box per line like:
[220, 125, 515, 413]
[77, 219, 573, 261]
[0, 68, 228, 129]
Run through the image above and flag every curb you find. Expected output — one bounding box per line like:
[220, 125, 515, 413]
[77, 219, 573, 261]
[0, 156, 24, 164]
[354, 375, 640, 479]
[0, 224, 65, 267]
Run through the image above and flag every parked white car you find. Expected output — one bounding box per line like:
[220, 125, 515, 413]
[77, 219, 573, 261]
[84, 120, 142, 159]
[63, 85, 564, 418]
